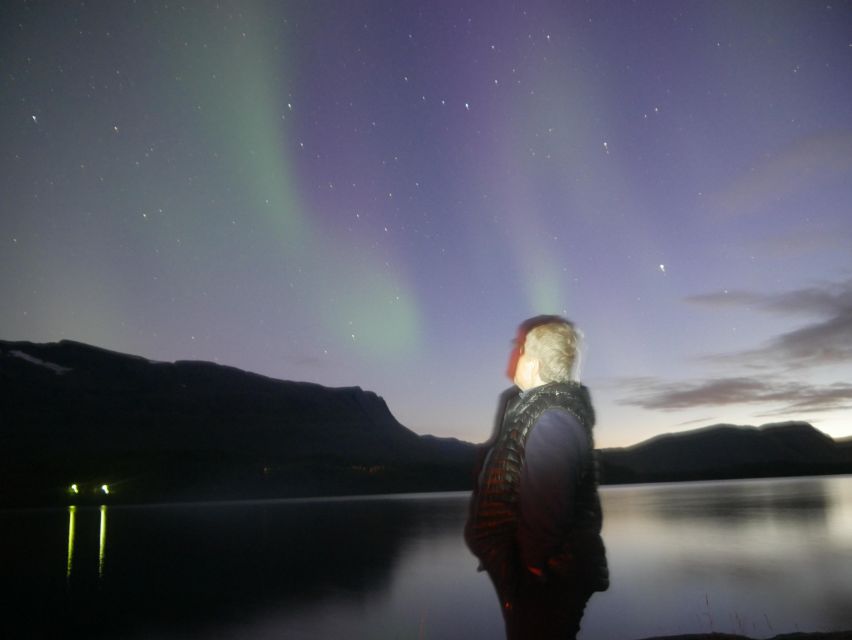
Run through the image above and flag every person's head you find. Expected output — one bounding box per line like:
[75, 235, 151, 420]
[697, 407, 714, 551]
[509, 315, 580, 391]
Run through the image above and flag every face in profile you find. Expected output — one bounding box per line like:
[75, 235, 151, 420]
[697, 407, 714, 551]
[506, 329, 526, 382]
[508, 330, 538, 391]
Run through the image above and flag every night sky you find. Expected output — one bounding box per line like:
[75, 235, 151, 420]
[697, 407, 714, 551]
[2, 1, 851, 448]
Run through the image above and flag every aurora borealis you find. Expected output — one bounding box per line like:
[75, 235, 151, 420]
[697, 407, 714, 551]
[2, 1, 851, 447]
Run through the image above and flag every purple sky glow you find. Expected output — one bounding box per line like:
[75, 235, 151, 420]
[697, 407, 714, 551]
[2, 1, 851, 447]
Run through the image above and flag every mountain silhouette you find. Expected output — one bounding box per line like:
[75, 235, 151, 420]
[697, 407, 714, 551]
[599, 421, 852, 484]
[2, 338, 849, 506]
[0, 339, 475, 505]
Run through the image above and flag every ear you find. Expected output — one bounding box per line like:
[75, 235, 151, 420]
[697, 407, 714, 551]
[529, 356, 541, 377]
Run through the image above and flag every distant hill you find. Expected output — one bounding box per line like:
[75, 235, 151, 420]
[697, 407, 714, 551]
[599, 422, 852, 484]
[2, 338, 850, 506]
[0, 339, 476, 506]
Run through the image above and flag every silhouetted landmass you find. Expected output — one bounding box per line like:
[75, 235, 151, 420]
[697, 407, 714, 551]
[599, 421, 852, 484]
[2, 339, 850, 506]
[0, 339, 475, 506]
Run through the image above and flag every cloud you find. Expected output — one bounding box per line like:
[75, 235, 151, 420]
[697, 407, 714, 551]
[615, 279, 852, 419]
[676, 416, 718, 427]
[749, 227, 852, 260]
[713, 131, 852, 217]
[279, 351, 327, 368]
[619, 376, 852, 414]
[687, 278, 852, 368]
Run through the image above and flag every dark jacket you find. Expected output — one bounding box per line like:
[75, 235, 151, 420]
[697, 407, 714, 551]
[465, 382, 609, 594]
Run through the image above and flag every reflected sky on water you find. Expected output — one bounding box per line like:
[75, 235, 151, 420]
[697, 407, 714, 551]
[2, 476, 851, 639]
[585, 476, 852, 639]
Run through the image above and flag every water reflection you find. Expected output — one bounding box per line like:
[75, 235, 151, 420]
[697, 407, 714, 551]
[98, 505, 107, 578]
[64, 504, 108, 580]
[79, 495, 455, 637]
[826, 476, 852, 546]
[66, 505, 76, 579]
[667, 480, 826, 525]
[585, 476, 852, 639]
[2, 478, 851, 639]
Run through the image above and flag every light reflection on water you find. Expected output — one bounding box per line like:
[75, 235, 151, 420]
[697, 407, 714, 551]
[98, 505, 107, 578]
[66, 505, 76, 579]
[2, 476, 851, 639]
[827, 477, 852, 546]
[584, 476, 852, 639]
[64, 504, 109, 581]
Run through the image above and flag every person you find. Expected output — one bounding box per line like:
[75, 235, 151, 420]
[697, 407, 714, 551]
[465, 315, 609, 639]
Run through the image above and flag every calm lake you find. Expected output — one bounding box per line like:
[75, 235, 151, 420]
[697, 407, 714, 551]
[3, 475, 852, 639]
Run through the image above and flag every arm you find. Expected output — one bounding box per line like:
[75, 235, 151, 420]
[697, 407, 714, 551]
[517, 408, 590, 572]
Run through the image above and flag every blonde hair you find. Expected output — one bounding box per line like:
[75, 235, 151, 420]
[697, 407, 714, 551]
[523, 317, 580, 383]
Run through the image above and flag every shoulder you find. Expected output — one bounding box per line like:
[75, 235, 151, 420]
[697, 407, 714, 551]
[530, 408, 587, 448]
[524, 409, 590, 472]
[534, 408, 584, 435]
[550, 382, 596, 430]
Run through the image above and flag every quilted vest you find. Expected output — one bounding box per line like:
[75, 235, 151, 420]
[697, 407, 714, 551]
[466, 381, 608, 590]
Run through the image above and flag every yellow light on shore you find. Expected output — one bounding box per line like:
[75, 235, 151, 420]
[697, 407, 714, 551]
[70, 484, 79, 495]
[101, 484, 110, 495]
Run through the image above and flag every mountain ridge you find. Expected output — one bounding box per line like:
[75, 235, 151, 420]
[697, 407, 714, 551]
[1, 338, 475, 505]
[2, 338, 850, 505]
[599, 420, 851, 484]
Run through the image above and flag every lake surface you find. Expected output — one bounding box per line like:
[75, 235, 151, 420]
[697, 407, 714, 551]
[3, 475, 851, 639]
